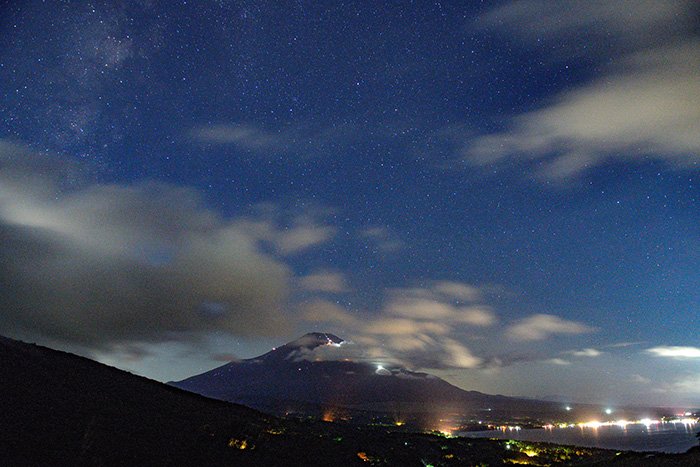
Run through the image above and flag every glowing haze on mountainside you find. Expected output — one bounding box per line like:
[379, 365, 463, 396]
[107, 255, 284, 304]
[0, 1, 698, 407]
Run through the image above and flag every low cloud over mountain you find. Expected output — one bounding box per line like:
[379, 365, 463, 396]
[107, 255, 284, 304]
[0, 142, 322, 349]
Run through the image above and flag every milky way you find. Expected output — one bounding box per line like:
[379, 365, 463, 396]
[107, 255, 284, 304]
[0, 1, 698, 406]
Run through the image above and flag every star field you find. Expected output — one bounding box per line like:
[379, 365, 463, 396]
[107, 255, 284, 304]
[0, 1, 698, 406]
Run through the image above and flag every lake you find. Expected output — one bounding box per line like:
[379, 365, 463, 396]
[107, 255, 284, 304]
[459, 421, 699, 453]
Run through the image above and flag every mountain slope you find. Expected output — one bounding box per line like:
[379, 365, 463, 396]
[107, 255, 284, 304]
[172, 332, 556, 416]
[0, 335, 288, 466]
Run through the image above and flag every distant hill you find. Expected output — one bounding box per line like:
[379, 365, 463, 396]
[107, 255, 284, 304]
[172, 332, 564, 418]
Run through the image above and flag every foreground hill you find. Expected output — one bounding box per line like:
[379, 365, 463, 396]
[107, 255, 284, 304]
[2, 334, 697, 466]
[173, 332, 568, 418]
[0, 335, 286, 465]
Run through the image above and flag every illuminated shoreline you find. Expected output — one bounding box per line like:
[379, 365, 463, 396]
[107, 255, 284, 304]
[482, 417, 699, 433]
[457, 417, 700, 453]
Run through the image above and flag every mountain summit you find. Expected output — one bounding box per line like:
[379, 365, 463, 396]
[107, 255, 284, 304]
[252, 332, 344, 363]
[288, 332, 344, 348]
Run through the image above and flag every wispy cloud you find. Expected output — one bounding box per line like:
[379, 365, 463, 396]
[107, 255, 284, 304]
[232, 212, 336, 256]
[300, 280, 605, 369]
[192, 123, 282, 150]
[432, 281, 482, 302]
[507, 314, 595, 341]
[567, 348, 603, 358]
[646, 346, 700, 359]
[475, 1, 692, 55]
[631, 374, 651, 384]
[461, 1, 700, 181]
[546, 358, 571, 366]
[299, 280, 606, 371]
[360, 226, 404, 253]
[299, 281, 497, 369]
[210, 353, 240, 363]
[669, 374, 700, 394]
[275, 224, 335, 255]
[383, 286, 496, 326]
[647, 373, 700, 401]
[368, 318, 451, 336]
[298, 270, 349, 293]
[441, 337, 483, 369]
[298, 299, 358, 327]
[604, 341, 645, 349]
[190, 122, 354, 158]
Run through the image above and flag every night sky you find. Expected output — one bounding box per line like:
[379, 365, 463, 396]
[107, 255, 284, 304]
[1, 1, 698, 407]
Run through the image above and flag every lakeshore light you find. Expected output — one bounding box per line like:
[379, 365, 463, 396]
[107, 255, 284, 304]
[579, 420, 603, 429]
[436, 426, 455, 437]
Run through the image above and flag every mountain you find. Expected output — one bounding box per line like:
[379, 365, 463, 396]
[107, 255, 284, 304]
[1, 334, 693, 466]
[172, 332, 560, 418]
